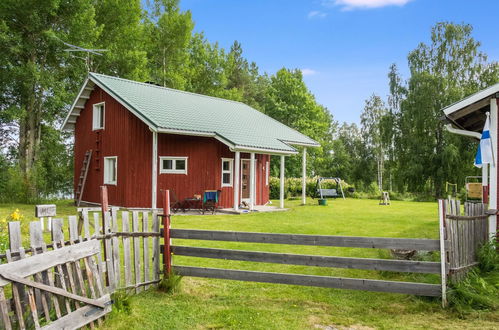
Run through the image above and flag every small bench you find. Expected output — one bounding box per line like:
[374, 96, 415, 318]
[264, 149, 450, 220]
[317, 189, 339, 198]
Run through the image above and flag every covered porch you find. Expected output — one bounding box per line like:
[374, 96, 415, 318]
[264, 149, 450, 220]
[230, 146, 311, 212]
[442, 83, 499, 239]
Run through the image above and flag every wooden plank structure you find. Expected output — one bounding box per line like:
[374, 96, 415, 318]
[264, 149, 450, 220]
[71, 208, 162, 293]
[167, 229, 444, 297]
[0, 221, 111, 329]
[162, 197, 489, 307]
[443, 199, 489, 282]
[0, 196, 488, 328]
[0, 207, 162, 329]
[156, 194, 449, 301]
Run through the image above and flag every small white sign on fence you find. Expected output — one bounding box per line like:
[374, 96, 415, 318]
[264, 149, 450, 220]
[35, 204, 56, 231]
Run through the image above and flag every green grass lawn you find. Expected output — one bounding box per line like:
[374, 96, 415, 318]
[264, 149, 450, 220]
[1, 198, 497, 329]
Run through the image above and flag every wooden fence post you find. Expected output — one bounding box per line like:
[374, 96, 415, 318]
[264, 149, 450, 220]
[99, 186, 114, 289]
[161, 190, 172, 275]
[438, 199, 447, 308]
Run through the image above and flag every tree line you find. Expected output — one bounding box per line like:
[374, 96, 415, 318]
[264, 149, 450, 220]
[331, 23, 499, 198]
[0, 0, 497, 202]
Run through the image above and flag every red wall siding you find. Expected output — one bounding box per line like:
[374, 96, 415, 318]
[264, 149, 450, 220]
[75, 87, 270, 209]
[155, 136, 269, 208]
[124, 113, 152, 208]
[74, 86, 152, 207]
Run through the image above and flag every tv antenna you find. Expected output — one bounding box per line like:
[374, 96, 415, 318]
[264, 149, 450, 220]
[57, 38, 108, 71]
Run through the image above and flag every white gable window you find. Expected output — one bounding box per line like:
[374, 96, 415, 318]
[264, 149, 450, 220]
[92, 102, 105, 130]
[104, 156, 117, 185]
[160, 156, 188, 174]
[221, 158, 233, 187]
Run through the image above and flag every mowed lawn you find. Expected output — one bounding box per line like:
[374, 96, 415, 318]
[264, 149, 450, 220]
[1, 199, 497, 329]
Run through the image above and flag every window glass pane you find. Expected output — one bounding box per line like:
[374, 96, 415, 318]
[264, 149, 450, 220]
[222, 161, 230, 171]
[110, 159, 116, 181]
[99, 105, 104, 128]
[163, 159, 173, 170]
[223, 173, 231, 184]
[105, 158, 116, 183]
[176, 159, 186, 170]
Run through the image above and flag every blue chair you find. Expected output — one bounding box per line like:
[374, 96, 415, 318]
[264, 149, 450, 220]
[202, 190, 221, 214]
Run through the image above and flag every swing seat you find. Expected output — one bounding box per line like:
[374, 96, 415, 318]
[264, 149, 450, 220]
[317, 188, 339, 198]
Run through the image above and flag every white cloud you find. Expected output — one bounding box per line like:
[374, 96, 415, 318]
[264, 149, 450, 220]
[326, 0, 412, 11]
[307, 10, 328, 19]
[301, 68, 318, 76]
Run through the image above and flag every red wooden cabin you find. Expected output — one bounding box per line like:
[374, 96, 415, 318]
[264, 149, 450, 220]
[62, 73, 319, 210]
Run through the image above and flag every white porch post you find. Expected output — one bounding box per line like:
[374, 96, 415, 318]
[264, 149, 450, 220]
[249, 153, 256, 211]
[302, 148, 307, 205]
[489, 99, 498, 240]
[151, 130, 158, 209]
[280, 155, 285, 209]
[482, 164, 488, 200]
[234, 151, 241, 211]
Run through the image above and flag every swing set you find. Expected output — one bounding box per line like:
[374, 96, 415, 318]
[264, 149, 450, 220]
[314, 177, 346, 200]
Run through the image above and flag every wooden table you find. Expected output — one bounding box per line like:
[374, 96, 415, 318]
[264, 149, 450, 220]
[183, 198, 202, 213]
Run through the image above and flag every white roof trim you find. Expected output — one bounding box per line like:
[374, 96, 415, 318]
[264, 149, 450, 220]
[156, 128, 236, 150]
[281, 139, 320, 147]
[443, 82, 499, 116]
[231, 145, 297, 156]
[88, 75, 158, 129]
[157, 127, 214, 137]
[61, 74, 158, 131]
[61, 77, 90, 131]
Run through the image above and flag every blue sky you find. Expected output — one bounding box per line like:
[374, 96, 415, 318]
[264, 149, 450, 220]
[179, 0, 499, 124]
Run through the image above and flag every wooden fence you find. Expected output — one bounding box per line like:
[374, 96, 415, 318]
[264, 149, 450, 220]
[0, 195, 491, 328]
[78, 208, 162, 292]
[0, 209, 162, 329]
[162, 198, 490, 307]
[0, 219, 111, 329]
[167, 229, 444, 298]
[442, 200, 489, 281]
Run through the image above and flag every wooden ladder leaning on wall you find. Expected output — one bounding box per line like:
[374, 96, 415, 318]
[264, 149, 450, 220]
[75, 150, 92, 207]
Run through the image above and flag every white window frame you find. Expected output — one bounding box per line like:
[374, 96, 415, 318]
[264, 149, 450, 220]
[265, 161, 269, 186]
[159, 156, 188, 174]
[92, 102, 105, 130]
[221, 158, 234, 187]
[103, 156, 117, 185]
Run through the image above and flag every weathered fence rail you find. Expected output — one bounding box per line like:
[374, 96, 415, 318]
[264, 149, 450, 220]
[0, 208, 162, 329]
[174, 266, 441, 296]
[170, 229, 441, 250]
[79, 209, 162, 292]
[168, 228, 444, 298]
[171, 245, 442, 273]
[0, 220, 111, 329]
[443, 200, 489, 281]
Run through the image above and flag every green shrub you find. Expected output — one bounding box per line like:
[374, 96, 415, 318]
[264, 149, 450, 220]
[111, 289, 132, 314]
[447, 237, 499, 315]
[158, 269, 182, 294]
[447, 269, 498, 315]
[477, 237, 499, 273]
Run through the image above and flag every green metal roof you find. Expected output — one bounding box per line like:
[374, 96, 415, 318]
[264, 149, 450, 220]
[63, 72, 319, 154]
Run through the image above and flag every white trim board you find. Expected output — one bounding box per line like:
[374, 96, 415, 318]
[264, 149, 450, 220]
[443, 82, 499, 116]
[159, 156, 188, 175]
[221, 158, 234, 187]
